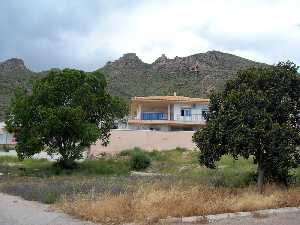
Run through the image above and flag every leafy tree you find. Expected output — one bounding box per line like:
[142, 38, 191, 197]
[193, 62, 300, 192]
[6, 69, 127, 168]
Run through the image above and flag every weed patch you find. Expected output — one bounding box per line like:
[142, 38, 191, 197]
[57, 184, 300, 224]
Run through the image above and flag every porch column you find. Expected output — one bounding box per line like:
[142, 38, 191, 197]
[137, 104, 142, 119]
[168, 104, 171, 120]
[130, 104, 134, 119]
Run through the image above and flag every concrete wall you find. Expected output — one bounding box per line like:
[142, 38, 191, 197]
[127, 124, 170, 131]
[89, 129, 196, 156]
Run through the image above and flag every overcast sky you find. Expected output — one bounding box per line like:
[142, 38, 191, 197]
[1, 0, 300, 71]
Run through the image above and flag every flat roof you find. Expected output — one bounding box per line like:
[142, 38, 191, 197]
[131, 95, 209, 103]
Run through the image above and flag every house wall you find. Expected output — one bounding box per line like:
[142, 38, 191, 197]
[173, 103, 208, 121]
[89, 130, 196, 155]
[141, 105, 168, 114]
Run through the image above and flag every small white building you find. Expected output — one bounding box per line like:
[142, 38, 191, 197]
[0, 122, 15, 147]
[127, 94, 209, 131]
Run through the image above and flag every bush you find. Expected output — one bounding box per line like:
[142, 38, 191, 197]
[130, 152, 151, 171]
[119, 147, 144, 157]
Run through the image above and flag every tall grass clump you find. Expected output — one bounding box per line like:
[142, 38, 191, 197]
[57, 183, 300, 225]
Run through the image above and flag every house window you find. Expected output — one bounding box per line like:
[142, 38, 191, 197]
[181, 108, 191, 116]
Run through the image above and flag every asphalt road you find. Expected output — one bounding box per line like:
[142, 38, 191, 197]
[0, 193, 96, 225]
[0, 193, 299, 225]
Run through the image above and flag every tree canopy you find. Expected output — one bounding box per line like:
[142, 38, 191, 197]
[6, 69, 127, 168]
[193, 62, 300, 191]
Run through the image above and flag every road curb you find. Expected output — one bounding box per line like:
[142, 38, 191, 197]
[159, 206, 300, 224]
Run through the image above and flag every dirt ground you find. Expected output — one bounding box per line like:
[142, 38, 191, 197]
[90, 129, 196, 156]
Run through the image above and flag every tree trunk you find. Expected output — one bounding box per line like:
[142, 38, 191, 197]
[86, 146, 92, 159]
[257, 153, 265, 194]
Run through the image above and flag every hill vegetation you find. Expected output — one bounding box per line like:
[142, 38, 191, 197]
[0, 58, 40, 120]
[100, 51, 263, 99]
[0, 51, 264, 120]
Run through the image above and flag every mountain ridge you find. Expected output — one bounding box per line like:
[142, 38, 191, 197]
[99, 50, 264, 99]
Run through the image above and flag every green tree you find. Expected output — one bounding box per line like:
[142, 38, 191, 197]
[6, 69, 127, 168]
[193, 62, 300, 192]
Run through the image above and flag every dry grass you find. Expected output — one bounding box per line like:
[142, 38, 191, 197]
[56, 184, 300, 225]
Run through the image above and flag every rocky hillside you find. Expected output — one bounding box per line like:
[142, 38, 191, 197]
[0, 51, 264, 120]
[100, 51, 263, 99]
[0, 58, 39, 120]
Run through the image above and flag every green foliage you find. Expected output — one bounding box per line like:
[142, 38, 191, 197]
[76, 159, 130, 176]
[129, 151, 151, 171]
[118, 147, 145, 156]
[193, 61, 300, 187]
[5, 69, 127, 167]
[0, 155, 130, 177]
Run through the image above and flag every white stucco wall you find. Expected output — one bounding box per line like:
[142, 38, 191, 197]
[173, 103, 208, 121]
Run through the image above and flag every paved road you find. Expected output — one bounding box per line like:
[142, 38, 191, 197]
[0, 193, 97, 225]
[1, 193, 300, 225]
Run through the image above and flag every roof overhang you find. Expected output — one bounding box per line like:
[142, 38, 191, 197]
[131, 96, 209, 104]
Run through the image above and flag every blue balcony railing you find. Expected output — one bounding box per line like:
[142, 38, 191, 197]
[141, 112, 167, 120]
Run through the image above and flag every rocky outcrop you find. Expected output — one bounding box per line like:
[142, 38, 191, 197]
[151, 51, 260, 74]
[0, 58, 29, 74]
[105, 53, 148, 71]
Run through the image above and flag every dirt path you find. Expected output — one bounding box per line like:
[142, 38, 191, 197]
[0, 193, 97, 225]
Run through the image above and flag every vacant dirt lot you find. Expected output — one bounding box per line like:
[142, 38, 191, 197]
[90, 130, 196, 156]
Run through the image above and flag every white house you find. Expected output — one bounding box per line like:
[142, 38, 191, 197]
[127, 93, 209, 131]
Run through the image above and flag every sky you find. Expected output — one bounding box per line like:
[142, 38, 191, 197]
[0, 0, 300, 72]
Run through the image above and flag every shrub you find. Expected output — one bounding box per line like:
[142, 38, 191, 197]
[119, 147, 144, 157]
[130, 152, 151, 171]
